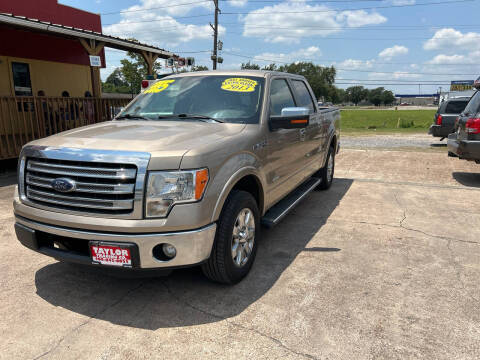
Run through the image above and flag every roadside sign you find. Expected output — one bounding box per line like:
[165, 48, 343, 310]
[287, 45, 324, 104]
[450, 80, 474, 91]
[89, 55, 102, 67]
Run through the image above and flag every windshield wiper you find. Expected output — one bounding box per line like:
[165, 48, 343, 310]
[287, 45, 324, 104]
[116, 114, 151, 121]
[158, 113, 224, 123]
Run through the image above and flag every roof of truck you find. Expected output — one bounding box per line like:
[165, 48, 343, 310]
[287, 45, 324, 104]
[163, 70, 305, 80]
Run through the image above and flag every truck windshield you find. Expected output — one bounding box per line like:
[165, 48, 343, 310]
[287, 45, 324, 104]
[118, 75, 265, 124]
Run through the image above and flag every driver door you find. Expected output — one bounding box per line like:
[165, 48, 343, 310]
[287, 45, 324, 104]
[265, 77, 305, 205]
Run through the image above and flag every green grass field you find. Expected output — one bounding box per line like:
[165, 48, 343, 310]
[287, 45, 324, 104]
[340, 109, 436, 134]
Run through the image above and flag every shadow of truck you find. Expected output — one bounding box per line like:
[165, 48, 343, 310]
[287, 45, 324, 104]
[34, 178, 353, 330]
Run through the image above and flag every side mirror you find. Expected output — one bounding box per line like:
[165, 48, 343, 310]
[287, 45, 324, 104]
[269, 107, 310, 130]
[474, 76, 480, 89]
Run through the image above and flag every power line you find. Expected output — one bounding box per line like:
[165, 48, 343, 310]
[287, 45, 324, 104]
[103, 13, 214, 26]
[221, 0, 475, 15]
[223, 51, 479, 75]
[100, 1, 211, 15]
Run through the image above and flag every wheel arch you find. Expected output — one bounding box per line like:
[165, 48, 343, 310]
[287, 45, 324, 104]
[211, 168, 265, 222]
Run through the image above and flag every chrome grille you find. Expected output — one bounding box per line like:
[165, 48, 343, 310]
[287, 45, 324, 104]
[25, 158, 137, 214]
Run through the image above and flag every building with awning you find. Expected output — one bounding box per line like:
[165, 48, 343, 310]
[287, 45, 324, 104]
[0, 0, 177, 160]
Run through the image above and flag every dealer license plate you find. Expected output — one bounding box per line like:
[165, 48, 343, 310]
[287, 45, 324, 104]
[90, 243, 132, 267]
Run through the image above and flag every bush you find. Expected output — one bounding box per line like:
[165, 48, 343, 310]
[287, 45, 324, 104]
[397, 118, 415, 128]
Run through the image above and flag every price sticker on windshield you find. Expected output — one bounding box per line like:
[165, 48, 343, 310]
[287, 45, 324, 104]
[144, 79, 175, 94]
[221, 78, 258, 93]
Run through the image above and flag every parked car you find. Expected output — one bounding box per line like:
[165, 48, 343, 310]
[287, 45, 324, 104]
[447, 89, 480, 163]
[14, 70, 340, 284]
[429, 96, 471, 140]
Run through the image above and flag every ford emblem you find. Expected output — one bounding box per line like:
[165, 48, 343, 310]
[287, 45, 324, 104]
[51, 178, 76, 193]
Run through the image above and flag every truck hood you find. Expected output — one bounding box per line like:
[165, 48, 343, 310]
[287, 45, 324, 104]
[29, 120, 246, 169]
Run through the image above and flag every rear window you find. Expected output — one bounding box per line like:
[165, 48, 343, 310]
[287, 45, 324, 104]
[463, 91, 480, 116]
[445, 100, 469, 114]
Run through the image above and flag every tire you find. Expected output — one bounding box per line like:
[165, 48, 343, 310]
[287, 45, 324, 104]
[202, 190, 260, 284]
[316, 145, 335, 190]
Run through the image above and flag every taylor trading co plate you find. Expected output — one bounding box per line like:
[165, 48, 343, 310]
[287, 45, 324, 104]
[89, 241, 137, 267]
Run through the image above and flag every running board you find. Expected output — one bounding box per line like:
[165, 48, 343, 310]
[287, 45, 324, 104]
[261, 177, 322, 228]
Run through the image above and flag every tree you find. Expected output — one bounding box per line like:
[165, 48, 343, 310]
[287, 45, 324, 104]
[368, 87, 385, 106]
[382, 90, 396, 105]
[345, 86, 368, 105]
[329, 87, 346, 104]
[192, 65, 209, 71]
[241, 61, 260, 70]
[262, 63, 278, 71]
[105, 69, 127, 87]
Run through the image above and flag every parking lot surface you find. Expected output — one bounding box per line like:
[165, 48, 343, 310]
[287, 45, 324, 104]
[1, 142, 479, 359]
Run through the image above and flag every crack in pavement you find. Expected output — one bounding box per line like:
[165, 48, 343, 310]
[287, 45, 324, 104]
[32, 282, 146, 360]
[161, 281, 317, 360]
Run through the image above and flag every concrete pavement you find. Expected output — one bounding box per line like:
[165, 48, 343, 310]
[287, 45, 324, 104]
[1, 148, 479, 359]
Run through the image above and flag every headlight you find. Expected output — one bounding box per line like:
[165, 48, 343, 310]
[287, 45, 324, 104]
[145, 168, 209, 218]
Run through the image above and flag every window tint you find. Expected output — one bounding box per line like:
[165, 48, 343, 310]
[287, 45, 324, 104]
[463, 91, 480, 115]
[291, 80, 315, 113]
[445, 100, 469, 114]
[269, 79, 295, 116]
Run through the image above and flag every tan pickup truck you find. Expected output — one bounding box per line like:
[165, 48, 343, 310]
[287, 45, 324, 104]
[14, 70, 340, 284]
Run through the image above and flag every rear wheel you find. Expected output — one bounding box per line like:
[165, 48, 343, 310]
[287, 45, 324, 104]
[202, 190, 259, 284]
[316, 145, 335, 190]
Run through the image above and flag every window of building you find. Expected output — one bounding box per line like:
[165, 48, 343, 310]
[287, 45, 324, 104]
[12, 62, 32, 96]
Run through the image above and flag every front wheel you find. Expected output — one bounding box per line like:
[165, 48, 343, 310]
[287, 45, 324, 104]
[316, 146, 335, 190]
[202, 190, 259, 284]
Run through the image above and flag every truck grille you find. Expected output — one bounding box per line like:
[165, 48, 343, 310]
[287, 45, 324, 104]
[24, 158, 137, 214]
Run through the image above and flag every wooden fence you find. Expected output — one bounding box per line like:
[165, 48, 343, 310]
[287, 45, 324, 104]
[0, 96, 131, 160]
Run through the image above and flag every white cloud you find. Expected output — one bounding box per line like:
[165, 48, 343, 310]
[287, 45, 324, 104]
[228, 0, 248, 7]
[102, 0, 221, 46]
[241, 0, 387, 43]
[253, 46, 322, 63]
[391, 0, 415, 5]
[378, 45, 408, 59]
[335, 10, 386, 27]
[367, 71, 420, 80]
[424, 28, 480, 51]
[425, 54, 474, 65]
[337, 58, 374, 69]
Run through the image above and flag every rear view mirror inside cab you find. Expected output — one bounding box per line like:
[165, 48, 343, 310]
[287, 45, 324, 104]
[269, 107, 310, 130]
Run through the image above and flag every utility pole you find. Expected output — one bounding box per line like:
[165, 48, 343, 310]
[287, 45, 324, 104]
[211, 0, 219, 70]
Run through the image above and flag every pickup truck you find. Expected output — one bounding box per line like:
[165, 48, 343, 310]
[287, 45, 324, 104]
[13, 70, 340, 284]
[429, 96, 470, 140]
[448, 89, 480, 163]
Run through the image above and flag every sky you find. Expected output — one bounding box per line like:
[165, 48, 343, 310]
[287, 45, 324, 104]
[60, 0, 480, 94]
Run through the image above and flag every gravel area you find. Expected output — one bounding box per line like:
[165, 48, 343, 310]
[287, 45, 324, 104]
[341, 133, 446, 150]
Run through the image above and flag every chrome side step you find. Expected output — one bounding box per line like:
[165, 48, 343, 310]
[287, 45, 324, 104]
[261, 177, 321, 228]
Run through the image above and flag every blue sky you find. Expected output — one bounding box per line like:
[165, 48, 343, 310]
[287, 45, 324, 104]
[60, 0, 480, 94]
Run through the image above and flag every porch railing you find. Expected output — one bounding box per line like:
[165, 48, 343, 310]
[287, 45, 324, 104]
[0, 96, 131, 160]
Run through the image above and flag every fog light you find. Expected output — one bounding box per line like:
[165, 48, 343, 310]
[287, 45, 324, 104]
[162, 244, 176, 258]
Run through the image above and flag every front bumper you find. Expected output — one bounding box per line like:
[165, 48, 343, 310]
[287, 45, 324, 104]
[429, 124, 452, 138]
[447, 134, 480, 161]
[15, 216, 216, 269]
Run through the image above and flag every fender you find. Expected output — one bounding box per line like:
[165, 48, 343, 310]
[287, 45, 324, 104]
[320, 129, 338, 168]
[211, 166, 265, 222]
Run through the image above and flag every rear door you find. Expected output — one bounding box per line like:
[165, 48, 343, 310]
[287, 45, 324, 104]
[289, 78, 325, 173]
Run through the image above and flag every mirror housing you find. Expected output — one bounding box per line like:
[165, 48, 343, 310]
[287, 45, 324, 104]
[269, 107, 310, 130]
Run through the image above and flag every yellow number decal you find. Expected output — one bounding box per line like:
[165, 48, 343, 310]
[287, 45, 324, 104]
[221, 78, 258, 93]
[144, 80, 175, 94]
